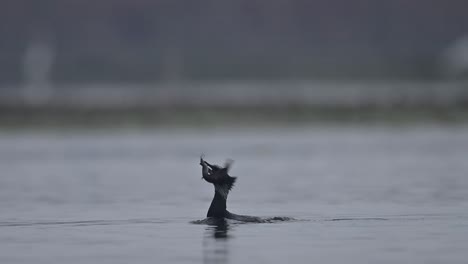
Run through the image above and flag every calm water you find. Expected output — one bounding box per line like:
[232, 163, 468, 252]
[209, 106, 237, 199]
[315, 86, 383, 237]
[1, 125, 467, 263]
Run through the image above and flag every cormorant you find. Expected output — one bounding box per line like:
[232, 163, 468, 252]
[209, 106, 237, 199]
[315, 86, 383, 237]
[199, 155, 291, 223]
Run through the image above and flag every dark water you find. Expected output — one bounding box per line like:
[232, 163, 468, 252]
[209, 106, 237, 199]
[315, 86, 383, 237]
[1, 125, 467, 263]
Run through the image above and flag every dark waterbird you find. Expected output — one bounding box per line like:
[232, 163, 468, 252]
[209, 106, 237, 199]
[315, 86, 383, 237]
[193, 155, 293, 224]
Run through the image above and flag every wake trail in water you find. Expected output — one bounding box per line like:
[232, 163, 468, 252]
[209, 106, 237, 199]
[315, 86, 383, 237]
[326, 217, 388, 221]
[0, 218, 168, 227]
[190, 215, 442, 225]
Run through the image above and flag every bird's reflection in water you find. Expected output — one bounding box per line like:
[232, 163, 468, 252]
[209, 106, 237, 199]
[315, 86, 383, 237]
[203, 219, 231, 264]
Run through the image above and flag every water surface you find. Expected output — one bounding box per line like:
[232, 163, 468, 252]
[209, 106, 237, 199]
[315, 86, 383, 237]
[1, 125, 467, 263]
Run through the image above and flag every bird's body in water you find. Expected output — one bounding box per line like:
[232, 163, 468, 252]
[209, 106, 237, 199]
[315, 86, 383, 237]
[196, 156, 292, 224]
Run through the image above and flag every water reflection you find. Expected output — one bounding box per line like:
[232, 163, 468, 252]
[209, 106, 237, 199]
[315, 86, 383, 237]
[203, 219, 231, 264]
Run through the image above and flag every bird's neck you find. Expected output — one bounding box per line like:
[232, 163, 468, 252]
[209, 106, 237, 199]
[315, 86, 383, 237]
[207, 190, 227, 218]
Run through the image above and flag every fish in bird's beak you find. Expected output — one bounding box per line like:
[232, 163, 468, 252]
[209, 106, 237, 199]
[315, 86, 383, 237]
[199, 155, 237, 191]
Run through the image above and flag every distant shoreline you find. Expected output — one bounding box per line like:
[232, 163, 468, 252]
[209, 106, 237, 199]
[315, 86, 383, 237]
[1, 80, 468, 108]
[1, 80, 467, 128]
[1, 104, 467, 129]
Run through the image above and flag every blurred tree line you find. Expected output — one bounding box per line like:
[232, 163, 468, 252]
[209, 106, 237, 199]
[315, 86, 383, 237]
[0, 0, 467, 85]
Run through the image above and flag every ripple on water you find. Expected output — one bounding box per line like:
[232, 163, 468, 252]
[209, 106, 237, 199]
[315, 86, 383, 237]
[0, 218, 168, 228]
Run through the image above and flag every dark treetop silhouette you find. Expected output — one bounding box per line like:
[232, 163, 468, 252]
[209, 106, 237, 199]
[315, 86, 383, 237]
[198, 155, 292, 223]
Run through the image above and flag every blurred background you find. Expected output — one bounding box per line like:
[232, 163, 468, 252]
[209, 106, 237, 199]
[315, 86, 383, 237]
[0, 0, 468, 125]
[1, 1, 468, 263]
